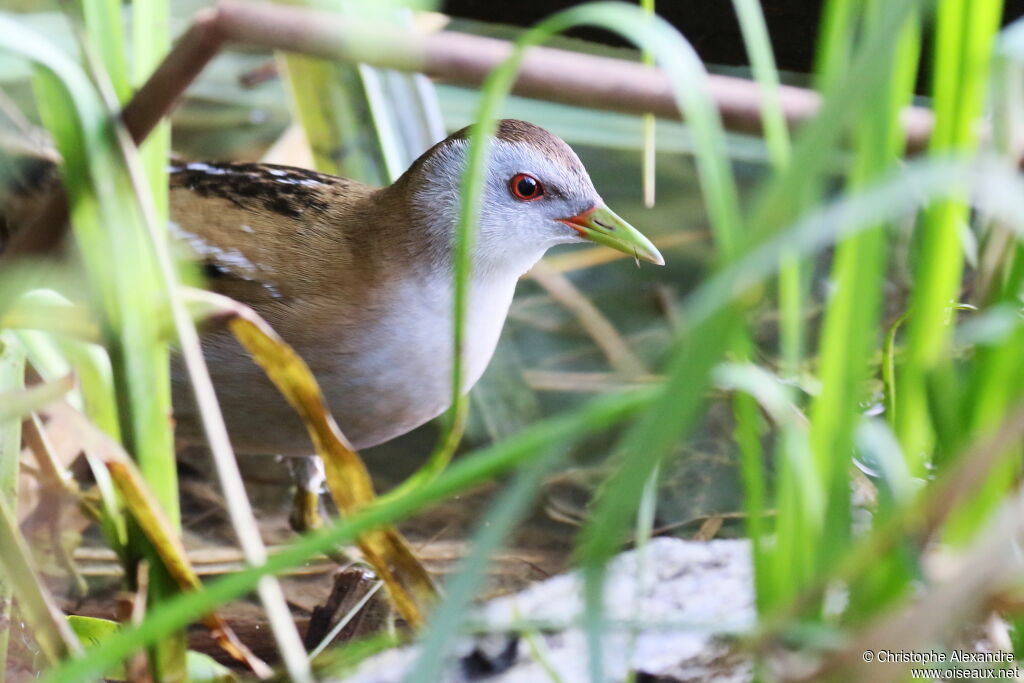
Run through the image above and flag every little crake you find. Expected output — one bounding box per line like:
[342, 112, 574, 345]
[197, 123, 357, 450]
[169, 120, 663, 455]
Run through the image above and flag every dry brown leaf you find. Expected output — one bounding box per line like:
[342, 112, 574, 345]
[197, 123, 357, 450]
[692, 515, 724, 541]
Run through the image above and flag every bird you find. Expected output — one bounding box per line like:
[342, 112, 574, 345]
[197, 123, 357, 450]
[1, 119, 663, 479]
[165, 119, 664, 459]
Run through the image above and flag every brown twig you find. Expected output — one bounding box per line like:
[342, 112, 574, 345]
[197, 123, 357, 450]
[5, 1, 939, 260]
[121, 2, 936, 153]
[522, 369, 659, 393]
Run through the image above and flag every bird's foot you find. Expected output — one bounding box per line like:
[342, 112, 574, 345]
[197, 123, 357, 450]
[287, 455, 326, 533]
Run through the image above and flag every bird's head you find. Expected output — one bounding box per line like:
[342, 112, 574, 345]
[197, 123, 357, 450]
[396, 119, 663, 277]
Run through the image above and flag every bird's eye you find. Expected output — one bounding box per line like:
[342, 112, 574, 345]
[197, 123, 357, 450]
[509, 173, 543, 201]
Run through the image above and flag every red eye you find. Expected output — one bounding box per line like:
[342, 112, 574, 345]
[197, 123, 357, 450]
[509, 173, 543, 201]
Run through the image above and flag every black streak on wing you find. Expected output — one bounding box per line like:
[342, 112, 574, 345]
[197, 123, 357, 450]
[170, 161, 339, 220]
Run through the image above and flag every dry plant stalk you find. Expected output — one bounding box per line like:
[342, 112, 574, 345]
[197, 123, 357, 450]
[0, 374, 75, 421]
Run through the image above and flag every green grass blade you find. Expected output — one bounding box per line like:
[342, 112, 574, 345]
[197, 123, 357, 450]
[0, 332, 24, 680]
[132, 0, 170, 232]
[732, 0, 791, 170]
[747, 0, 926, 242]
[813, 0, 859, 91]
[79, 0, 130, 102]
[897, 0, 1004, 464]
[729, 0, 796, 614]
[805, 0, 921, 599]
[641, 0, 656, 207]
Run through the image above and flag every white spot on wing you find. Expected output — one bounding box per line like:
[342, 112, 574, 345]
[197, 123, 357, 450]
[268, 167, 323, 187]
[184, 162, 228, 175]
[168, 220, 282, 298]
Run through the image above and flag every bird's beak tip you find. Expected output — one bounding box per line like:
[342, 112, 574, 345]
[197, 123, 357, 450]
[561, 204, 664, 266]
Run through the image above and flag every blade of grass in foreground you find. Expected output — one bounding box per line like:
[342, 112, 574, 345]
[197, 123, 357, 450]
[730, 0, 793, 612]
[77, 0, 176, 524]
[897, 0, 1004, 466]
[43, 11, 180, 678]
[641, 0, 656, 207]
[711, 0, 926, 625]
[975, 40, 1024, 304]
[0, 332, 24, 680]
[58, 5, 184, 677]
[807, 0, 921, 621]
[902, 0, 1012, 549]
[746, 0, 926, 242]
[1, 13, 307, 680]
[80, 0, 131, 103]
[131, 0, 170, 224]
[945, 32, 1024, 543]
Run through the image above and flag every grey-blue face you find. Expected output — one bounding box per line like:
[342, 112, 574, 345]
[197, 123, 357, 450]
[406, 119, 663, 276]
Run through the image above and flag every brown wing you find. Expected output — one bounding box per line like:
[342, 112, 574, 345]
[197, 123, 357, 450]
[2, 157, 384, 316]
[169, 161, 377, 308]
